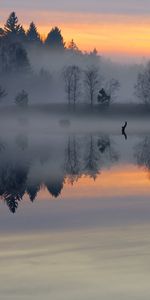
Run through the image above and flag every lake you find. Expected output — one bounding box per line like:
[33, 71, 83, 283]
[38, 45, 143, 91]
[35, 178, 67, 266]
[0, 117, 150, 300]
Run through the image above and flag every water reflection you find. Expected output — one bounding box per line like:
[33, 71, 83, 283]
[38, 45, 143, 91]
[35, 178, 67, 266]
[1, 132, 150, 213]
[0, 133, 118, 213]
[135, 136, 150, 173]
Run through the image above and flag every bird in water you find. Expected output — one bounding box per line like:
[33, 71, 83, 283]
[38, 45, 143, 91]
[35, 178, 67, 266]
[122, 121, 127, 140]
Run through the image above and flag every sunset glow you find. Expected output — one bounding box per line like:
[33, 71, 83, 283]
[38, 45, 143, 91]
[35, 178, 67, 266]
[1, 3, 150, 61]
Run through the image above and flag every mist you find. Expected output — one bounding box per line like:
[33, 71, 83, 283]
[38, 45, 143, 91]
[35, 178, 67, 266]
[0, 11, 146, 107]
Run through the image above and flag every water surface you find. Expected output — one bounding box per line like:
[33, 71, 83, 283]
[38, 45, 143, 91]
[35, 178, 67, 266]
[0, 125, 150, 299]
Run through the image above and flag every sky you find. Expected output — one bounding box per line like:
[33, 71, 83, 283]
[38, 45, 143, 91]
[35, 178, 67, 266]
[1, 0, 150, 62]
[1, 164, 150, 299]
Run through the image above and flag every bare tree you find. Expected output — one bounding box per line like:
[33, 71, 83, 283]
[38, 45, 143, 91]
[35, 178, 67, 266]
[63, 65, 81, 105]
[135, 62, 150, 106]
[105, 78, 120, 102]
[72, 66, 81, 106]
[84, 66, 100, 106]
[63, 65, 74, 105]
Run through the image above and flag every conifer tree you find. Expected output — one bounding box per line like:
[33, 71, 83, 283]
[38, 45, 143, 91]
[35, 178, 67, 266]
[4, 12, 20, 40]
[18, 26, 27, 43]
[45, 27, 65, 51]
[27, 22, 41, 44]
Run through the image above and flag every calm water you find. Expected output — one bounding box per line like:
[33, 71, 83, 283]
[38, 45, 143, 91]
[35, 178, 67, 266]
[1, 125, 150, 299]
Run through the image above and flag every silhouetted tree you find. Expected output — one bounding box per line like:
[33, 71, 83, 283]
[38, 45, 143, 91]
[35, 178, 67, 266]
[97, 79, 120, 106]
[84, 66, 100, 106]
[45, 27, 65, 51]
[4, 12, 20, 41]
[68, 39, 80, 53]
[97, 88, 110, 106]
[18, 26, 27, 43]
[15, 90, 29, 108]
[135, 62, 150, 106]
[26, 22, 41, 45]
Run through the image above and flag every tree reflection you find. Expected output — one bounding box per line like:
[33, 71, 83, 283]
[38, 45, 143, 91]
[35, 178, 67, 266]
[0, 164, 28, 213]
[26, 181, 41, 202]
[0, 133, 119, 213]
[65, 135, 81, 184]
[84, 135, 100, 179]
[46, 175, 64, 198]
[135, 136, 150, 172]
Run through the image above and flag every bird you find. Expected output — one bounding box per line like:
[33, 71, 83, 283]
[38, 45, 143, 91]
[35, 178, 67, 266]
[122, 121, 127, 140]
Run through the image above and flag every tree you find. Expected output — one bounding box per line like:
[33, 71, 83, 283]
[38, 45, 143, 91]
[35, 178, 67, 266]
[97, 88, 110, 106]
[97, 79, 120, 106]
[63, 65, 74, 104]
[0, 86, 7, 101]
[18, 26, 27, 43]
[15, 90, 29, 108]
[63, 65, 81, 105]
[84, 66, 100, 106]
[26, 22, 41, 45]
[45, 27, 65, 51]
[4, 12, 20, 40]
[68, 39, 79, 53]
[0, 28, 5, 39]
[71, 66, 81, 106]
[135, 62, 150, 106]
[105, 78, 120, 101]
[90, 48, 98, 56]
[0, 42, 30, 73]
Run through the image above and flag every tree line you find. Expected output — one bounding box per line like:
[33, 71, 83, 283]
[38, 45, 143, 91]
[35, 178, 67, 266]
[0, 12, 150, 108]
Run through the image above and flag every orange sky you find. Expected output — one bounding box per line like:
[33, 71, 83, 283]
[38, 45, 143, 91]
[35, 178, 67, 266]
[35, 13, 150, 59]
[1, 9, 150, 62]
[21, 13, 150, 61]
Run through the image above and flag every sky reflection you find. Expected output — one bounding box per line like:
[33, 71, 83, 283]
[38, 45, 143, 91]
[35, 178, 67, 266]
[0, 131, 150, 299]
